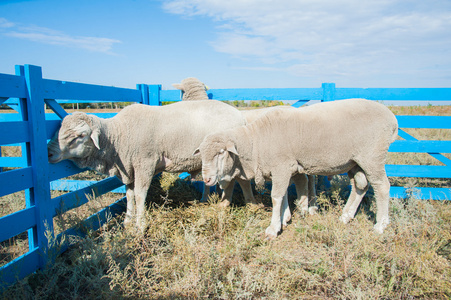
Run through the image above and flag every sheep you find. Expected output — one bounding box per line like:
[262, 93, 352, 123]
[172, 77, 209, 100]
[47, 100, 256, 232]
[194, 99, 398, 239]
[241, 106, 318, 215]
[173, 76, 315, 212]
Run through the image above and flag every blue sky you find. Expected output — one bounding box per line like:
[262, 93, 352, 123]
[1, 0, 451, 91]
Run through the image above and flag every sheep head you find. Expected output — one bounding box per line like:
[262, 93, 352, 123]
[47, 112, 100, 164]
[193, 134, 238, 187]
[172, 77, 209, 100]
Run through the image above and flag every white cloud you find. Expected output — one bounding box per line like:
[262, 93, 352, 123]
[163, 0, 451, 86]
[1, 19, 121, 54]
[0, 17, 15, 28]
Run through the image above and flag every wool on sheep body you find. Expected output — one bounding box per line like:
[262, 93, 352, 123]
[194, 99, 398, 239]
[47, 100, 255, 231]
[241, 106, 318, 215]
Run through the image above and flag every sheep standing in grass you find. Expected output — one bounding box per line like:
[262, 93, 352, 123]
[47, 100, 255, 232]
[242, 106, 318, 215]
[194, 99, 398, 239]
[172, 77, 209, 100]
[173, 77, 316, 211]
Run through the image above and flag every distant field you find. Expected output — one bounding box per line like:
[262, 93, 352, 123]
[1, 104, 450, 299]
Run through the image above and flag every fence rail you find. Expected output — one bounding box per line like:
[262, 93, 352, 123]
[0, 64, 450, 290]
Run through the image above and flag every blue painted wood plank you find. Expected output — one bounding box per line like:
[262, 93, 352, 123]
[207, 88, 324, 101]
[429, 154, 451, 166]
[42, 79, 142, 102]
[397, 129, 417, 141]
[389, 140, 451, 153]
[394, 129, 451, 165]
[0, 73, 27, 99]
[51, 177, 125, 216]
[160, 89, 182, 102]
[0, 207, 36, 243]
[0, 167, 33, 197]
[0, 156, 27, 168]
[55, 197, 126, 255]
[386, 165, 451, 178]
[335, 88, 451, 101]
[291, 100, 310, 108]
[0, 113, 22, 121]
[148, 84, 161, 106]
[88, 112, 117, 118]
[46, 119, 61, 139]
[0, 248, 40, 291]
[50, 179, 126, 193]
[21, 65, 54, 265]
[137, 84, 150, 105]
[0, 121, 29, 146]
[390, 186, 451, 200]
[44, 99, 68, 119]
[48, 160, 85, 181]
[396, 116, 451, 129]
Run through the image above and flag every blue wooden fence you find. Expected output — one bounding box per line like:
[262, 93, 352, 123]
[0, 64, 450, 290]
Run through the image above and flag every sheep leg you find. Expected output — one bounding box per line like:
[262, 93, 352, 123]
[340, 173, 368, 224]
[236, 178, 257, 205]
[281, 192, 291, 227]
[219, 178, 236, 207]
[358, 163, 391, 233]
[133, 168, 154, 233]
[368, 172, 391, 234]
[291, 173, 309, 216]
[307, 175, 318, 215]
[124, 184, 135, 227]
[265, 173, 291, 239]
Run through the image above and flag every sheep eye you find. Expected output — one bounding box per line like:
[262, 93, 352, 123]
[68, 138, 78, 146]
[219, 149, 225, 154]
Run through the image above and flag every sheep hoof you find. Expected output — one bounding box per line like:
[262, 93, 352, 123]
[308, 206, 318, 215]
[218, 200, 231, 208]
[265, 226, 280, 240]
[123, 214, 133, 228]
[282, 214, 292, 227]
[374, 219, 389, 234]
[299, 207, 309, 217]
[340, 213, 352, 224]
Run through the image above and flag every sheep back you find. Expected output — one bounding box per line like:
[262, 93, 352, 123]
[111, 100, 246, 176]
[247, 98, 398, 176]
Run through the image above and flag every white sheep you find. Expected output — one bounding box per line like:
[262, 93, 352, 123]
[194, 99, 398, 239]
[241, 106, 318, 215]
[47, 100, 256, 232]
[173, 77, 316, 211]
[172, 77, 209, 100]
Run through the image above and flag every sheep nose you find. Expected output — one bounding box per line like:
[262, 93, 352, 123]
[204, 178, 211, 185]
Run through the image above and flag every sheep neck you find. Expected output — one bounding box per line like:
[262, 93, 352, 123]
[73, 117, 130, 182]
[230, 126, 256, 182]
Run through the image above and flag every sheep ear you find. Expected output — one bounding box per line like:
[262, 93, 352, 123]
[226, 142, 239, 156]
[172, 83, 184, 91]
[193, 148, 201, 156]
[204, 84, 210, 91]
[90, 128, 100, 150]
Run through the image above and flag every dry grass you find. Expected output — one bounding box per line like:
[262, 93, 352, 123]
[1, 177, 450, 299]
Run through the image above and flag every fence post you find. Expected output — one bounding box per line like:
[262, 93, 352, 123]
[137, 84, 149, 105]
[322, 83, 336, 102]
[148, 84, 162, 106]
[19, 65, 54, 269]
